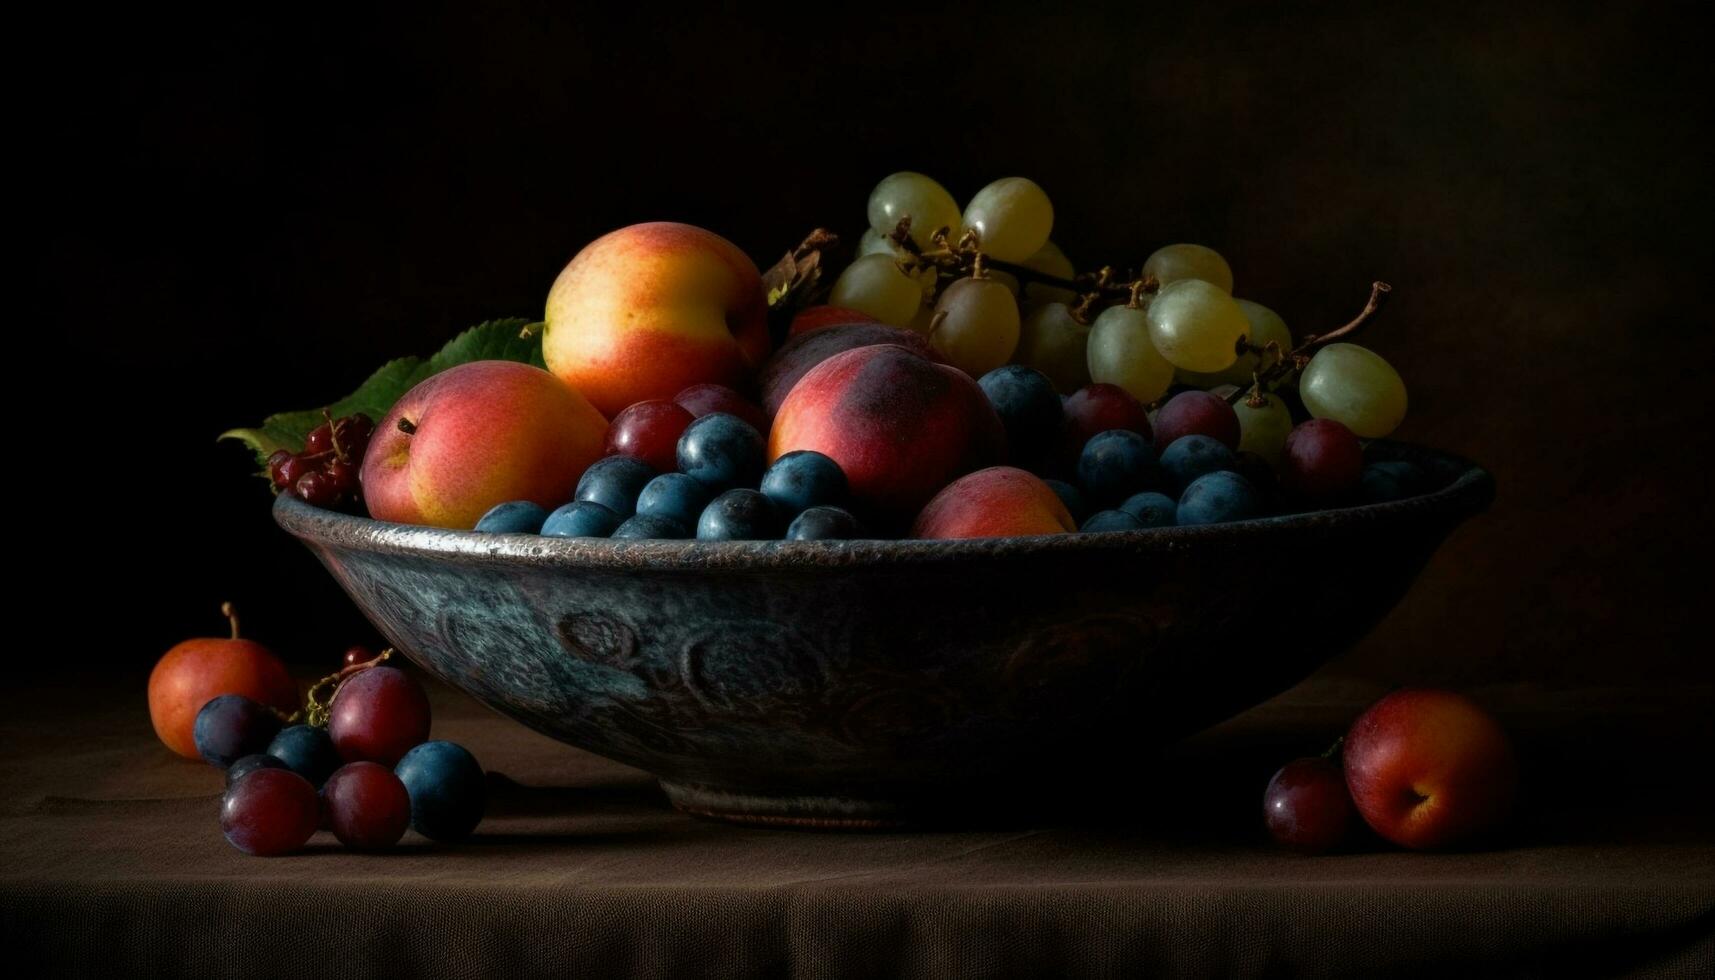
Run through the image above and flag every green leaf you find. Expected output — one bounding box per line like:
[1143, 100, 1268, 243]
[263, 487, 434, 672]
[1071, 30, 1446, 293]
[220, 317, 543, 465]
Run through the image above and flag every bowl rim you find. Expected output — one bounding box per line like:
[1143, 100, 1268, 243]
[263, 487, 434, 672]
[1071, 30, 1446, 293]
[274, 440, 1493, 570]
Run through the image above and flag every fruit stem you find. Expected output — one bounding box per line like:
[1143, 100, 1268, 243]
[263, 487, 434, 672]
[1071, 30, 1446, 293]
[1125, 279, 1148, 309]
[322, 409, 346, 462]
[1226, 280, 1393, 405]
[1321, 735, 1345, 761]
[221, 602, 241, 640]
[397, 417, 418, 436]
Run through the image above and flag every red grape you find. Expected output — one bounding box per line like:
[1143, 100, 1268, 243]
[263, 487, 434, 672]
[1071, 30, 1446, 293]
[1060, 384, 1152, 466]
[322, 761, 411, 849]
[606, 399, 696, 472]
[673, 383, 769, 434]
[1153, 390, 1240, 450]
[328, 666, 431, 766]
[1264, 757, 1353, 853]
[1282, 419, 1363, 504]
[221, 767, 320, 856]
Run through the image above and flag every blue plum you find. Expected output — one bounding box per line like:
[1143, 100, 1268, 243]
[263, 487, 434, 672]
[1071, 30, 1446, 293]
[1081, 509, 1143, 532]
[194, 694, 283, 768]
[697, 488, 781, 541]
[1076, 429, 1159, 505]
[610, 514, 689, 539]
[1176, 471, 1262, 526]
[760, 450, 847, 516]
[977, 365, 1063, 464]
[635, 473, 713, 528]
[266, 724, 342, 788]
[472, 500, 549, 534]
[575, 455, 656, 517]
[785, 505, 861, 541]
[1159, 435, 1237, 494]
[1119, 491, 1178, 528]
[677, 413, 765, 491]
[394, 740, 486, 842]
[540, 500, 623, 538]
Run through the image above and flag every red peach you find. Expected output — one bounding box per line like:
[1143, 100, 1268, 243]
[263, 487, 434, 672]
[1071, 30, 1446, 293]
[362, 360, 609, 529]
[148, 604, 297, 760]
[759, 321, 942, 419]
[789, 304, 877, 337]
[1344, 689, 1518, 850]
[912, 467, 1076, 539]
[543, 222, 770, 416]
[770, 344, 1005, 523]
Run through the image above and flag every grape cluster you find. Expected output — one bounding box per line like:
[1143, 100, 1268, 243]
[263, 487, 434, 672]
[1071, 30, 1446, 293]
[474, 383, 860, 541]
[266, 413, 375, 511]
[199, 649, 486, 856]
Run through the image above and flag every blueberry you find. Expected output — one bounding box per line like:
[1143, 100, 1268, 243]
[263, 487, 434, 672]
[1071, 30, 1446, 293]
[1082, 509, 1143, 532]
[635, 473, 713, 528]
[266, 724, 342, 787]
[785, 505, 861, 541]
[225, 753, 288, 790]
[473, 500, 549, 534]
[193, 694, 283, 768]
[978, 365, 1063, 464]
[697, 488, 780, 541]
[1159, 435, 1237, 494]
[1119, 491, 1178, 527]
[540, 500, 623, 538]
[1177, 471, 1261, 526]
[1076, 429, 1159, 505]
[575, 456, 656, 517]
[395, 740, 485, 842]
[1043, 479, 1089, 525]
[1361, 461, 1428, 503]
[677, 413, 765, 491]
[760, 451, 847, 516]
[610, 514, 689, 539]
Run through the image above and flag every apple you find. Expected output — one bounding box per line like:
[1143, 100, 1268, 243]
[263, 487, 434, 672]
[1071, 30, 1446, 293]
[543, 221, 770, 416]
[362, 360, 609, 529]
[1343, 688, 1518, 849]
[149, 604, 297, 760]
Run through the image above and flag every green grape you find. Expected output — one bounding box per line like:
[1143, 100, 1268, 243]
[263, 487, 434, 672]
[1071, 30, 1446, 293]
[1015, 301, 1091, 393]
[830, 254, 924, 328]
[858, 227, 904, 258]
[962, 177, 1053, 263]
[1146, 280, 1252, 372]
[867, 172, 961, 250]
[1088, 305, 1174, 404]
[1299, 343, 1408, 438]
[1019, 241, 1078, 307]
[1234, 393, 1294, 464]
[1178, 299, 1292, 388]
[930, 277, 1021, 377]
[906, 302, 939, 336]
[1143, 243, 1235, 293]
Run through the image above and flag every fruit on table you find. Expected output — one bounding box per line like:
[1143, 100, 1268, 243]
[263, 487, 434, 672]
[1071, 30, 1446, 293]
[1233, 394, 1294, 465]
[1282, 419, 1364, 504]
[395, 740, 486, 842]
[322, 761, 412, 849]
[1147, 279, 1252, 373]
[473, 500, 549, 535]
[961, 177, 1054, 263]
[149, 604, 297, 760]
[267, 724, 342, 787]
[1081, 509, 1142, 532]
[1343, 689, 1517, 849]
[912, 466, 1075, 539]
[1076, 429, 1159, 506]
[1142, 243, 1235, 293]
[929, 275, 1021, 378]
[541, 500, 623, 538]
[677, 412, 767, 491]
[829, 253, 924, 327]
[542, 221, 770, 416]
[1015, 302, 1092, 393]
[1263, 756, 1353, 853]
[696, 488, 781, 541]
[673, 383, 770, 434]
[785, 505, 862, 541]
[193, 694, 284, 768]
[574, 455, 657, 517]
[222, 767, 320, 857]
[1299, 342, 1409, 438]
[605, 399, 696, 473]
[867, 171, 962, 249]
[611, 513, 689, 539]
[1159, 435, 1238, 494]
[1152, 390, 1241, 451]
[329, 665, 432, 766]
[760, 450, 848, 517]
[225, 753, 288, 789]
[1087, 303, 1175, 404]
[978, 365, 1064, 469]
[635, 473, 714, 529]
[1179, 299, 1292, 389]
[363, 360, 609, 529]
[789, 304, 878, 338]
[1060, 384, 1152, 469]
[1176, 470, 1261, 526]
[770, 343, 1005, 523]
[759, 321, 940, 418]
[1119, 491, 1177, 527]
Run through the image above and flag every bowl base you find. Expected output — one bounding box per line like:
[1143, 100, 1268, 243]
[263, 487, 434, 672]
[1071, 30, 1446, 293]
[660, 780, 913, 830]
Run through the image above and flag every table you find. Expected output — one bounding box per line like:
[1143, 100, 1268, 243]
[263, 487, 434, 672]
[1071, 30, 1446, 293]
[5, 672, 1711, 977]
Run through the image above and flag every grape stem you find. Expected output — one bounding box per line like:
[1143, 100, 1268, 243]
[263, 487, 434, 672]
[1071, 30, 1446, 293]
[303, 648, 394, 728]
[886, 217, 1145, 303]
[1229, 281, 1393, 405]
[221, 602, 241, 641]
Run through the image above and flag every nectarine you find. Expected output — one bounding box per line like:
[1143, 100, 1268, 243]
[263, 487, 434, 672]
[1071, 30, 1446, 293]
[149, 604, 297, 760]
[912, 467, 1075, 539]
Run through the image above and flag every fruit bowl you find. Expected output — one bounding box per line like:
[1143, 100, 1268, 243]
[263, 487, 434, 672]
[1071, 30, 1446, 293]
[276, 441, 1491, 828]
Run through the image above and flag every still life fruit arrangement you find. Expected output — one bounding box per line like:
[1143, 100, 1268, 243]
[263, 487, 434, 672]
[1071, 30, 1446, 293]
[172, 172, 1513, 853]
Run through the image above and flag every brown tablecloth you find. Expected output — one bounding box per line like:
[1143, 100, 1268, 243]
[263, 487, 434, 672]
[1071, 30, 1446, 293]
[4, 672, 1711, 978]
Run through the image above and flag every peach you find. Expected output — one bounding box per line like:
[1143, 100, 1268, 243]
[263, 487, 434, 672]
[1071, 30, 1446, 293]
[758, 321, 942, 418]
[770, 344, 1005, 524]
[543, 222, 770, 416]
[361, 360, 608, 529]
[148, 604, 297, 760]
[912, 466, 1076, 539]
[1343, 689, 1518, 850]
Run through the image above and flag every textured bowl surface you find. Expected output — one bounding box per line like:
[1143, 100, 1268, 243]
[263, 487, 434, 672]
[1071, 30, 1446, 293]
[277, 442, 1491, 827]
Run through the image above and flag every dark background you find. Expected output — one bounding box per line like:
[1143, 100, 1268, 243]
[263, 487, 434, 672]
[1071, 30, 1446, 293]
[33, 2, 1712, 687]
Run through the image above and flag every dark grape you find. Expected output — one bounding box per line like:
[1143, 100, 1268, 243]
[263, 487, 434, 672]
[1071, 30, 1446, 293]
[1119, 491, 1178, 527]
[575, 456, 656, 517]
[1159, 435, 1238, 494]
[696, 488, 780, 541]
[677, 413, 766, 491]
[1176, 471, 1261, 525]
[394, 741, 486, 842]
[221, 767, 320, 857]
[541, 500, 623, 538]
[977, 365, 1063, 466]
[611, 514, 689, 539]
[760, 451, 847, 516]
[1081, 509, 1142, 532]
[606, 400, 696, 473]
[1264, 757, 1353, 853]
[635, 473, 713, 529]
[785, 505, 861, 541]
[1060, 384, 1152, 467]
[1153, 390, 1240, 450]
[194, 694, 284, 768]
[474, 500, 549, 534]
[328, 666, 431, 767]
[225, 753, 289, 790]
[323, 761, 412, 849]
[1282, 419, 1363, 504]
[1076, 429, 1159, 505]
[267, 724, 342, 787]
